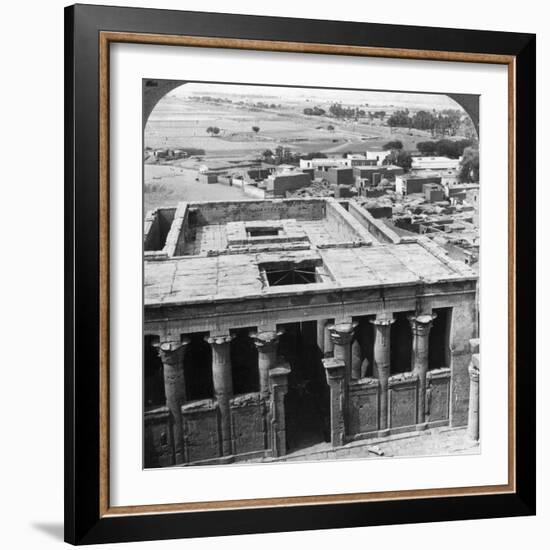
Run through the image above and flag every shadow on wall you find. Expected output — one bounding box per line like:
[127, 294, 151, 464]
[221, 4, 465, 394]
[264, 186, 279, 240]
[31, 522, 64, 542]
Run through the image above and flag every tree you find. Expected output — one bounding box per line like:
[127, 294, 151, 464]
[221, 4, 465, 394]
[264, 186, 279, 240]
[383, 140, 404, 150]
[384, 149, 412, 172]
[459, 147, 479, 182]
[252, 126, 260, 134]
[416, 139, 473, 158]
[412, 110, 436, 132]
[327, 124, 335, 131]
[386, 109, 412, 130]
[417, 141, 438, 155]
[303, 106, 326, 116]
[206, 126, 220, 137]
[300, 152, 328, 160]
[261, 149, 274, 159]
[435, 138, 472, 159]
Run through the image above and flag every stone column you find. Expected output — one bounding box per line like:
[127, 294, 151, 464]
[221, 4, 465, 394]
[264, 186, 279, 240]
[468, 354, 480, 440]
[409, 313, 436, 426]
[370, 314, 395, 432]
[323, 321, 335, 357]
[323, 357, 347, 447]
[269, 364, 291, 457]
[158, 338, 190, 465]
[206, 334, 234, 457]
[316, 320, 325, 354]
[250, 330, 282, 398]
[328, 322, 356, 380]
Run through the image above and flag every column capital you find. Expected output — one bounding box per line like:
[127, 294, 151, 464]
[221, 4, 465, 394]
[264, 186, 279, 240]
[468, 354, 480, 381]
[408, 313, 437, 334]
[370, 314, 395, 327]
[469, 338, 480, 354]
[205, 334, 234, 346]
[156, 338, 190, 364]
[328, 322, 357, 345]
[250, 329, 283, 350]
[269, 363, 291, 387]
[322, 357, 347, 380]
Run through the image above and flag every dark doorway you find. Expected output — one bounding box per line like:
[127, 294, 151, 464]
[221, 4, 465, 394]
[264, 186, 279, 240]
[144, 335, 165, 409]
[429, 308, 452, 370]
[230, 327, 259, 395]
[390, 311, 414, 375]
[185, 332, 213, 401]
[279, 321, 331, 452]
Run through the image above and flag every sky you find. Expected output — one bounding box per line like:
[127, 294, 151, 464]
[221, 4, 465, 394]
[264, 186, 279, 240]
[168, 81, 463, 111]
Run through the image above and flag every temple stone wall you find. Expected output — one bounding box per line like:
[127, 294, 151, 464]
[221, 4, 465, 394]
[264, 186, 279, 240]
[144, 407, 175, 468]
[324, 199, 373, 245]
[347, 202, 402, 244]
[449, 300, 478, 426]
[181, 400, 221, 463]
[230, 393, 267, 456]
[389, 376, 419, 428]
[188, 198, 326, 226]
[144, 207, 176, 251]
[348, 380, 379, 434]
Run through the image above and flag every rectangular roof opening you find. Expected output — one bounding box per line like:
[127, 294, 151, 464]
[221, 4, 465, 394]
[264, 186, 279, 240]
[261, 260, 320, 286]
[247, 227, 280, 238]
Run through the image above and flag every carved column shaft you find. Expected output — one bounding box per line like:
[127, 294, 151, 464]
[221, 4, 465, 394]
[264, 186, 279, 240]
[468, 354, 480, 440]
[409, 313, 436, 425]
[269, 365, 291, 457]
[328, 322, 356, 380]
[158, 339, 189, 465]
[323, 358, 347, 447]
[323, 322, 335, 357]
[207, 335, 234, 457]
[251, 330, 282, 398]
[370, 316, 394, 431]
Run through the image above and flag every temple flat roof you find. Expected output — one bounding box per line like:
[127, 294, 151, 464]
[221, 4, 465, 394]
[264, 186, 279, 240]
[145, 241, 475, 307]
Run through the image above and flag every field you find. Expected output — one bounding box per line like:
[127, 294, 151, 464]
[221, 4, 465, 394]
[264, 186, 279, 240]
[144, 88, 469, 210]
[145, 98, 436, 161]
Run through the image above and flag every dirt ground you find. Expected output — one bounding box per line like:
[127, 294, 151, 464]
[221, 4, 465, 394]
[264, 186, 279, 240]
[258, 426, 479, 464]
[144, 164, 248, 212]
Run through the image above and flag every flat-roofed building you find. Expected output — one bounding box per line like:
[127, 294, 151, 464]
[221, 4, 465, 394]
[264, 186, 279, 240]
[365, 149, 392, 165]
[299, 157, 348, 170]
[353, 164, 404, 195]
[265, 170, 312, 197]
[411, 156, 461, 171]
[346, 153, 377, 167]
[396, 172, 443, 195]
[323, 167, 354, 186]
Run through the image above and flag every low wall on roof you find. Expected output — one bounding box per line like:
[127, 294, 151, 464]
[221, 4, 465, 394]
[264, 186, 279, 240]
[347, 202, 402, 244]
[187, 198, 326, 226]
[144, 207, 176, 251]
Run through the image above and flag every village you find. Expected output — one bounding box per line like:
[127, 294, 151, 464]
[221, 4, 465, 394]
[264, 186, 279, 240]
[147, 142, 479, 271]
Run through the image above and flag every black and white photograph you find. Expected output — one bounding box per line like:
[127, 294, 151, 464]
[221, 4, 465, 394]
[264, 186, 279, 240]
[143, 81, 480, 468]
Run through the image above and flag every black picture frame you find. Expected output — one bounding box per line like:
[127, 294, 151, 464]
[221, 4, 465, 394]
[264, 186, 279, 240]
[65, 3, 536, 545]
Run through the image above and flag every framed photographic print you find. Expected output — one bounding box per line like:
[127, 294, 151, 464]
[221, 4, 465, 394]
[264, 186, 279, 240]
[64, 3, 536, 545]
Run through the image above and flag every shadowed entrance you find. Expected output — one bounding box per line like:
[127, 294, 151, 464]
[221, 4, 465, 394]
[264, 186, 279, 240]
[278, 321, 331, 452]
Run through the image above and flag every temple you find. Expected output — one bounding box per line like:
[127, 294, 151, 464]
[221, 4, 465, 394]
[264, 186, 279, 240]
[143, 197, 478, 467]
